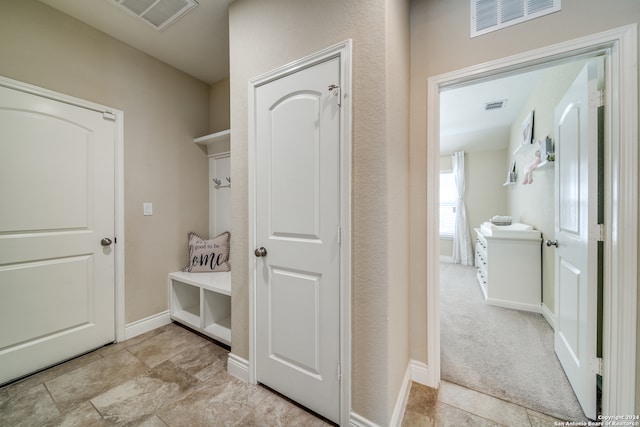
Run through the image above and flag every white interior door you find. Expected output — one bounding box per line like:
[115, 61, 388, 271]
[553, 60, 601, 419]
[0, 83, 116, 385]
[254, 57, 341, 423]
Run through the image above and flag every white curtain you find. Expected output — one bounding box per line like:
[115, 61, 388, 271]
[452, 151, 474, 265]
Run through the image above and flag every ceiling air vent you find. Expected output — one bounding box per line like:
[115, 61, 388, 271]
[485, 100, 507, 110]
[111, 0, 199, 31]
[470, 0, 560, 38]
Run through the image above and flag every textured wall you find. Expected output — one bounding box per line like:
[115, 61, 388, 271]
[229, 0, 410, 423]
[385, 0, 411, 418]
[0, 0, 210, 324]
[409, 0, 640, 411]
[209, 77, 230, 133]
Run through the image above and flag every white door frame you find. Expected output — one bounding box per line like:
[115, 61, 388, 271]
[425, 25, 638, 416]
[0, 76, 126, 343]
[248, 40, 352, 425]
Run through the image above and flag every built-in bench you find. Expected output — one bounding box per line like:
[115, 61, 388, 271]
[168, 271, 231, 345]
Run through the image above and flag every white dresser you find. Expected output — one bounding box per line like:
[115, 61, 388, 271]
[474, 224, 542, 312]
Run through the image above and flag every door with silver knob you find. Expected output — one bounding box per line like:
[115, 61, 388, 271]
[546, 240, 558, 248]
[253, 54, 342, 423]
[0, 82, 116, 385]
[552, 60, 600, 419]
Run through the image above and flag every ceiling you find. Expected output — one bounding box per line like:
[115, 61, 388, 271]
[40, 0, 231, 84]
[440, 68, 546, 155]
[40, 0, 550, 146]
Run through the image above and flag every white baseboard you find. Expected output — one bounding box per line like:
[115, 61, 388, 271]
[227, 353, 249, 382]
[389, 363, 413, 427]
[123, 310, 171, 341]
[440, 255, 453, 263]
[410, 360, 431, 386]
[350, 412, 380, 427]
[352, 360, 426, 427]
[541, 303, 556, 330]
[486, 297, 541, 313]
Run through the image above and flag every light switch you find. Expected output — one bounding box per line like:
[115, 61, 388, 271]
[143, 202, 153, 216]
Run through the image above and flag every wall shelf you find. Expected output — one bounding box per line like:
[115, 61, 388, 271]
[194, 129, 230, 156]
[536, 159, 555, 170]
[194, 129, 230, 147]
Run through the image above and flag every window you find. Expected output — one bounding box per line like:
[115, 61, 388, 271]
[440, 171, 457, 238]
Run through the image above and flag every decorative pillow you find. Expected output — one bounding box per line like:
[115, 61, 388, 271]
[183, 231, 230, 272]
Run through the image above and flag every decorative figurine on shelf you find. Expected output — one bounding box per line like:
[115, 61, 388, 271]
[522, 140, 542, 185]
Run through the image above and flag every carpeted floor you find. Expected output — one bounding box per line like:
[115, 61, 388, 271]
[440, 262, 587, 421]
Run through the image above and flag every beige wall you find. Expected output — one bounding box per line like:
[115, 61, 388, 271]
[385, 0, 411, 417]
[466, 150, 509, 237]
[229, 0, 410, 423]
[209, 77, 230, 133]
[0, 0, 210, 324]
[409, 0, 640, 411]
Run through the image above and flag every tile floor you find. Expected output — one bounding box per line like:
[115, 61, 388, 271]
[402, 381, 566, 427]
[0, 323, 329, 427]
[0, 322, 566, 426]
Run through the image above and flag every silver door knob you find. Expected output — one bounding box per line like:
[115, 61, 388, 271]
[101, 238, 113, 247]
[254, 247, 267, 257]
[546, 240, 558, 248]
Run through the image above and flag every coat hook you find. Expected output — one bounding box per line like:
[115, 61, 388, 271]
[212, 178, 222, 185]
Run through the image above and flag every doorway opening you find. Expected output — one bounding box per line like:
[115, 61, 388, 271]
[425, 25, 638, 418]
[438, 58, 596, 420]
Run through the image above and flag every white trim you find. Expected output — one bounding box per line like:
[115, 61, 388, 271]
[390, 363, 413, 427]
[439, 255, 453, 263]
[248, 40, 353, 426]
[123, 310, 171, 340]
[114, 104, 126, 343]
[350, 412, 381, 427]
[410, 360, 431, 386]
[227, 353, 250, 382]
[426, 25, 638, 416]
[486, 298, 541, 313]
[0, 76, 126, 344]
[541, 303, 556, 330]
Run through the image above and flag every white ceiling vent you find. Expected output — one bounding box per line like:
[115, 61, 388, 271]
[111, 0, 199, 31]
[470, 0, 561, 38]
[485, 100, 507, 110]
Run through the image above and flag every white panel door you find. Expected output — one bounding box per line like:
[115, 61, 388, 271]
[553, 61, 600, 419]
[255, 57, 341, 423]
[0, 84, 115, 385]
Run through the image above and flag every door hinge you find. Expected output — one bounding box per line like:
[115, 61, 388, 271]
[103, 111, 116, 121]
[337, 361, 342, 381]
[338, 226, 342, 246]
[328, 84, 341, 106]
[590, 223, 605, 242]
[594, 357, 603, 376]
[591, 90, 604, 108]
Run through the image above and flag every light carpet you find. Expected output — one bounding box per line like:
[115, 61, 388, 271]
[440, 262, 587, 421]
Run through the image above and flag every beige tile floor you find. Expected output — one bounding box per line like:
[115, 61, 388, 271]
[0, 322, 566, 426]
[402, 381, 567, 427]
